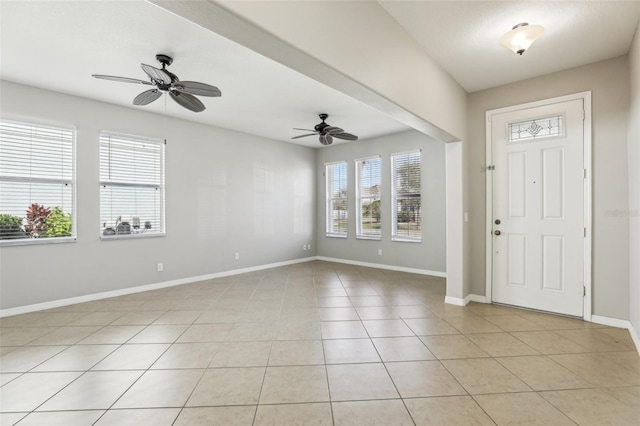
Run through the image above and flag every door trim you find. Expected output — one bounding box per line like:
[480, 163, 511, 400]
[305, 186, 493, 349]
[485, 92, 592, 320]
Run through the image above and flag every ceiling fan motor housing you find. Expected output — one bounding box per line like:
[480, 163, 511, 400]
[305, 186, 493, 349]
[155, 54, 178, 90]
[315, 113, 330, 133]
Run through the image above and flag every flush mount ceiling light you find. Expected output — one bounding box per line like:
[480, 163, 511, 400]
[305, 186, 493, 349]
[499, 23, 545, 55]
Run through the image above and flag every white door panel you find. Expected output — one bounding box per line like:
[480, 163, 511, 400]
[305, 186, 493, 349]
[491, 99, 584, 317]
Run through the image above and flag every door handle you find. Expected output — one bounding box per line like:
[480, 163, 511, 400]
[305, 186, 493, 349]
[494, 230, 501, 236]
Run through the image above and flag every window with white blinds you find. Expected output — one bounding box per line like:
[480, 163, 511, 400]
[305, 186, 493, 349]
[326, 161, 348, 237]
[100, 132, 165, 239]
[0, 119, 75, 245]
[391, 150, 422, 242]
[356, 156, 381, 239]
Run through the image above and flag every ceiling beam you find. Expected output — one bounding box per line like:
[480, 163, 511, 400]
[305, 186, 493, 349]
[148, 0, 464, 143]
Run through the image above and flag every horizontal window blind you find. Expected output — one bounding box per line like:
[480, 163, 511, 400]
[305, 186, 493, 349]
[356, 156, 381, 239]
[391, 151, 422, 241]
[326, 161, 348, 237]
[100, 132, 164, 238]
[0, 119, 75, 243]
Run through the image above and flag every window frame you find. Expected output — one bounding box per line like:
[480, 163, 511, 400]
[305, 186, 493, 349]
[0, 118, 77, 246]
[99, 131, 166, 240]
[355, 155, 382, 240]
[391, 150, 422, 243]
[325, 161, 348, 238]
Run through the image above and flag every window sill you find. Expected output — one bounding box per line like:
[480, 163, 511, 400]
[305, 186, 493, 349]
[356, 235, 382, 241]
[101, 232, 165, 241]
[326, 233, 348, 239]
[391, 237, 422, 243]
[0, 236, 77, 247]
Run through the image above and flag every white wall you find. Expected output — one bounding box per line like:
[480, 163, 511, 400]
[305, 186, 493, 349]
[0, 80, 316, 310]
[316, 131, 446, 274]
[468, 56, 631, 320]
[628, 26, 640, 336]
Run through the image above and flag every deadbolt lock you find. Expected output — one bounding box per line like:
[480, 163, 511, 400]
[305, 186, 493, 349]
[495, 219, 501, 225]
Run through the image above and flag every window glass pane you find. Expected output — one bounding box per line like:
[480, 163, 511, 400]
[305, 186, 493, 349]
[326, 162, 347, 236]
[392, 151, 421, 241]
[100, 134, 163, 185]
[100, 186, 161, 233]
[356, 157, 381, 239]
[509, 115, 563, 142]
[100, 132, 164, 238]
[0, 119, 75, 243]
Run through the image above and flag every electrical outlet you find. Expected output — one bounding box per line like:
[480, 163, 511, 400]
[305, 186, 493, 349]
[234, 252, 240, 260]
[378, 249, 383, 256]
[156, 263, 163, 272]
[303, 245, 307, 250]
[307, 243, 311, 250]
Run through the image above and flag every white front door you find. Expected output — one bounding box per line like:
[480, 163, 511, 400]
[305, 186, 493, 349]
[490, 98, 586, 317]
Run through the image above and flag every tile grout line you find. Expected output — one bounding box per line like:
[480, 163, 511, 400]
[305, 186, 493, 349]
[250, 272, 283, 425]
[358, 300, 417, 426]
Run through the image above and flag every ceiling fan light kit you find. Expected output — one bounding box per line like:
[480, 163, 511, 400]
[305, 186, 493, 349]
[92, 54, 221, 112]
[292, 113, 359, 146]
[499, 23, 544, 55]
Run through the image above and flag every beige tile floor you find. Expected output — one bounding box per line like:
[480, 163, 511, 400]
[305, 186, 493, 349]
[1, 260, 639, 425]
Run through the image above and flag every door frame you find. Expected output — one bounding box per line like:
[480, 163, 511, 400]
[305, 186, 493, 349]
[485, 91, 592, 320]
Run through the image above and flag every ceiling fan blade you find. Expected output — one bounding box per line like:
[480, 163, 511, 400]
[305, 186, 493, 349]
[332, 132, 359, 141]
[291, 133, 317, 139]
[133, 89, 161, 106]
[169, 91, 205, 112]
[319, 134, 333, 145]
[324, 126, 344, 135]
[174, 81, 221, 97]
[293, 128, 317, 132]
[141, 63, 172, 85]
[92, 74, 153, 85]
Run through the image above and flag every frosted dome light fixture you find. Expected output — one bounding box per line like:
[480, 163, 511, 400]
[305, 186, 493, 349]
[499, 23, 544, 55]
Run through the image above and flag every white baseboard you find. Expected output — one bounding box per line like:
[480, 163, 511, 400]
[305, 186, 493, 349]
[590, 314, 631, 329]
[0, 256, 316, 318]
[591, 314, 640, 356]
[444, 294, 488, 306]
[316, 256, 446, 278]
[444, 296, 466, 306]
[467, 294, 488, 304]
